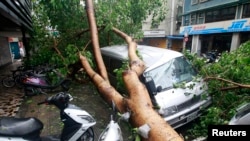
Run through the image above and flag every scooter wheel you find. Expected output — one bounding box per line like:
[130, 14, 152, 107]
[77, 127, 94, 141]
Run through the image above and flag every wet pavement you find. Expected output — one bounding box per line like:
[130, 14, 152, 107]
[0, 60, 132, 141]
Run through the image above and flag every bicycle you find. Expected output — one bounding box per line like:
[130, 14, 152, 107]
[1, 66, 26, 88]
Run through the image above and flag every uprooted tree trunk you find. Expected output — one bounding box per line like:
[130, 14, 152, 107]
[79, 0, 183, 141]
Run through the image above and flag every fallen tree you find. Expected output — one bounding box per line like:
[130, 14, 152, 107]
[78, 0, 183, 141]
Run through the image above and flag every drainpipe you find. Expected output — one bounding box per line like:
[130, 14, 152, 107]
[170, 0, 175, 35]
[167, 0, 175, 49]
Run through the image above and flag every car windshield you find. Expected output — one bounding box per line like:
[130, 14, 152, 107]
[144, 56, 197, 90]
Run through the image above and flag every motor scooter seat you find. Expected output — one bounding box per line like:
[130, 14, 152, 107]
[0, 117, 43, 137]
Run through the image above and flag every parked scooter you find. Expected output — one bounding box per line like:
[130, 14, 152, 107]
[0, 92, 95, 141]
[202, 50, 221, 63]
[98, 101, 123, 141]
[0, 92, 124, 141]
[19, 69, 71, 96]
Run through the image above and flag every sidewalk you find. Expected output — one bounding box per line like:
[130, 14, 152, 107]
[0, 59, 24, 117]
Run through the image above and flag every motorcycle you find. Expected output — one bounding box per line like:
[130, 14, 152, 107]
[19, 69, 71, 96]
[0, 92, 124, 141]
[202, 50, 221, 64]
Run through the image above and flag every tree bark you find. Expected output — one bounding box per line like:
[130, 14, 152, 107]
[79, 0, 184, 140]
[85, 0, 109, 82]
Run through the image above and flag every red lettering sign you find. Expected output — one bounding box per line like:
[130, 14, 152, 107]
[193, 25, 206, 30]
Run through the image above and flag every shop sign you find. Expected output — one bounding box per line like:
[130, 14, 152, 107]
[180, 18, 250, 35]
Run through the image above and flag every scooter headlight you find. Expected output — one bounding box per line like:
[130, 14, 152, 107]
[160, 106, 178, 117]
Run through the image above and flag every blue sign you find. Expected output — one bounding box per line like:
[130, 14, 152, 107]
[180, 19, 250, 35]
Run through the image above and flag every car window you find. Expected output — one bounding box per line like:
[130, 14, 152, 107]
[144, 56, 197, 90]
[102, 55, 123, 76]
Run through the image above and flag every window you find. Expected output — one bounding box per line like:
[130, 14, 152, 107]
[176, 5, 183, 30]
[213, 10, 219, 21]
[176, 5, 183, 23]
[222, 7, 236, 20]
[242, 3, 250, 18]
[102, 55, 110, 72]
[144, 56, 197, 90]
[205, 6, 236, 23]
[197, 13, 205, 24]
[184, 16, 190, 26]
[102, 55, 123, 76]
[109, 58, 122, 76]
[191, 14, 197, 25]
[205, 11, 213, 23]
[191, 0, 198, 5]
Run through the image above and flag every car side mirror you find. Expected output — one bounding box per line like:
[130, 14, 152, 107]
[144, 76, 158, 107]
[144, 76, 157, 96]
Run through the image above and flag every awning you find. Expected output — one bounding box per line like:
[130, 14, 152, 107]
[166, 35, 184, 40]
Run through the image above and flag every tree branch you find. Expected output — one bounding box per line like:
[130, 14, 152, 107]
[112, 27, 183, 141]
[53, 38, 65, 62]
[205, 76, 250, 89]
[79, 53, 126, 112]
[112, 27, 146, 75]
[85, 1, 109, 81]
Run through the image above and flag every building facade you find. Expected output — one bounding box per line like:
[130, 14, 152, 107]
[0, 0, 32, 66]
[180, 0, 250, 56]
[140, 0, 184, 51]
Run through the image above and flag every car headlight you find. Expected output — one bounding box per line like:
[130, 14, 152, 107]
[160, 106, 178, 117]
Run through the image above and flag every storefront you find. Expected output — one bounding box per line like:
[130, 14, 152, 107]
[140, 30, 166, 48]
[200, 33, 232, 54]
[166, 35, 184, 52]
[180, 18, 250, 55]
